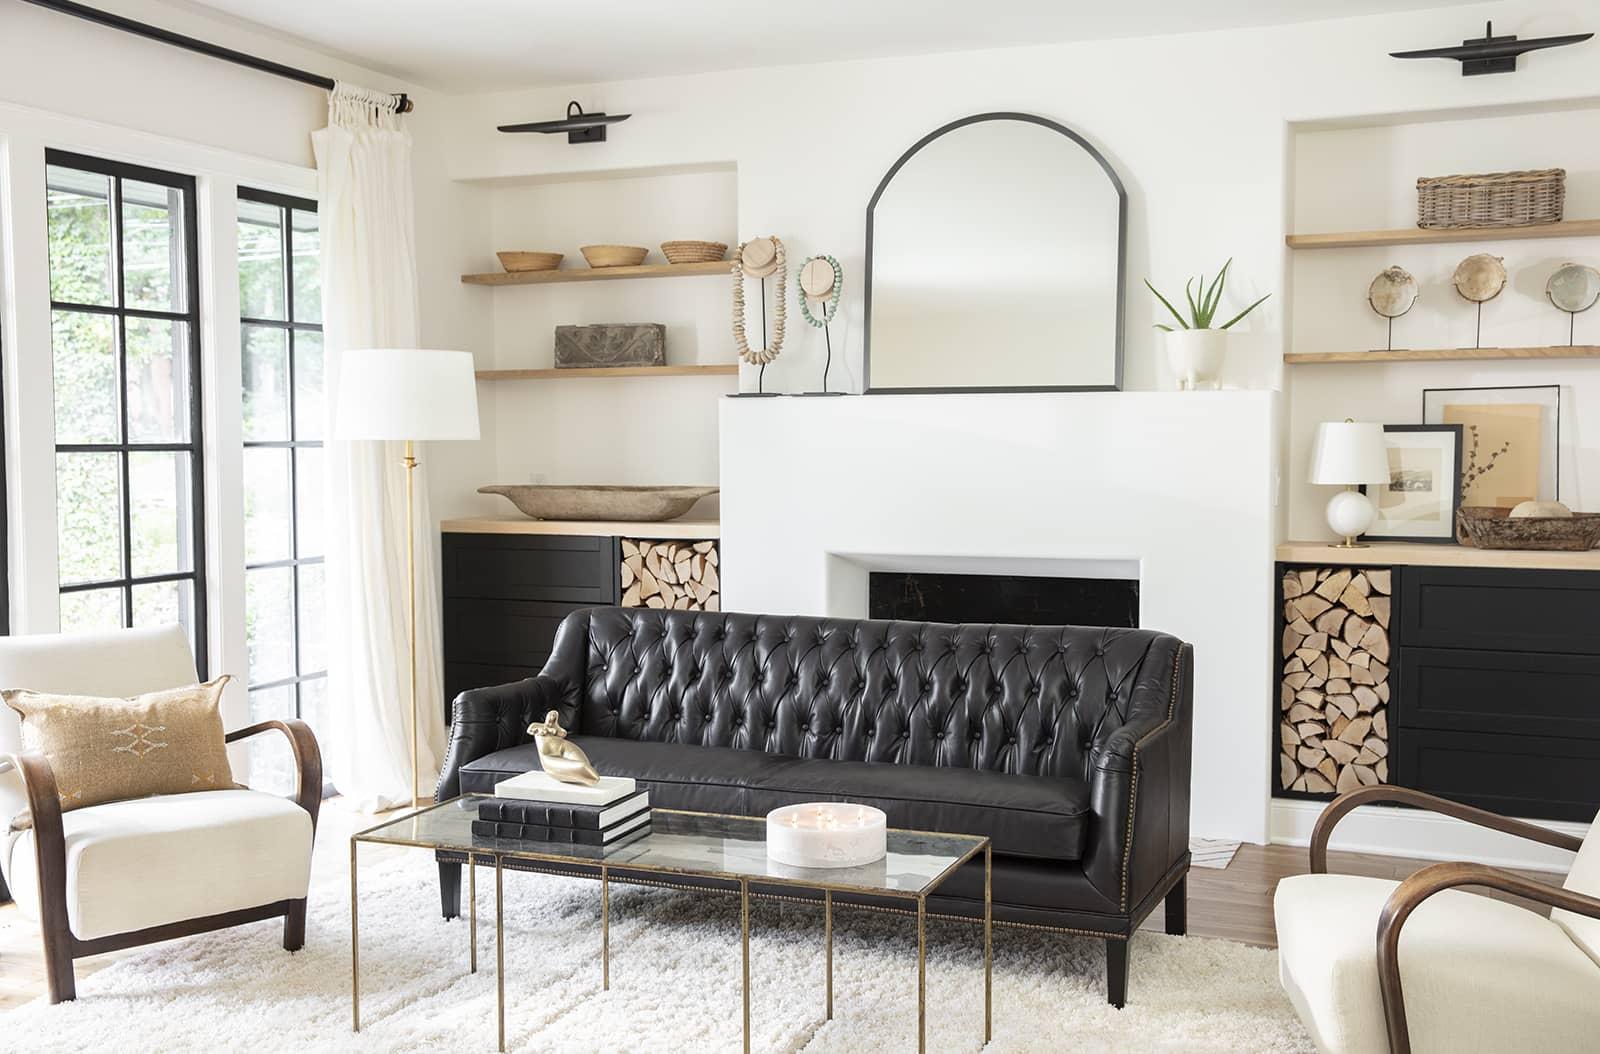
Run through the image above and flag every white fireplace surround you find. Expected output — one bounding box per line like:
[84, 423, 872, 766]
[720, 390, 1280, 843]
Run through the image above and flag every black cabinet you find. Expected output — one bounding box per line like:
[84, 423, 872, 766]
[441, 533, 619, 721]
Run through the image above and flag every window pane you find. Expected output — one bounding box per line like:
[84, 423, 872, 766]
[291, 209, 321, 324]
[242, 324, 290, 441]
[46, 166, 114, 306]
[299, 675, 328, 731]
[295, 447, 324, 558]
[297, 562, 325, 675]
[52, 309, 119, 444]
[57, 452, 122, 584]
[244, 447, 292, 563]
[246, 566, 294, 683]
[125, 317, 190, 443]
[246, 685, 297, 795]
[60, 587, 124, 633]
[237, 198, 285, 320]
[121, 180, 186, 313]
[293, 330, 324, 441]
[129, 451, 192, 577]
[132, 577, 192, 634]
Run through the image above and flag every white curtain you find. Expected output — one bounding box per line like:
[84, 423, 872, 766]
[313, 83, 445, 810]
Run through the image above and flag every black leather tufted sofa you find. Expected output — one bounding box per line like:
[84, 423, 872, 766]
[436, 606, 1193, 1006]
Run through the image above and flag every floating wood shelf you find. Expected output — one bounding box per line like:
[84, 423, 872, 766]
[1285, 219, 1600, 250]
[1285, 345, 1600, 365]
[1278, 540, 1600, 572]
[475, 363, 739, 381]
[461, 260, 730, 286]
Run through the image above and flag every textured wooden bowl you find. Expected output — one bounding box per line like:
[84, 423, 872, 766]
[479, 484, 718, 522]
[580, 244, 649, 268]
[1457, 506, 1600, 551]
[660, 240, 728, 264]
[496, 251, 563, 273]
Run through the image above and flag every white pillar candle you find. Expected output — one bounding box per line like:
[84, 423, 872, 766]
[766, 802, 887, 868]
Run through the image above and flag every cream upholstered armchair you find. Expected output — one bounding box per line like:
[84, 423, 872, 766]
[0, 625, 321, 1003]
[1274, 786, 1600, 1053]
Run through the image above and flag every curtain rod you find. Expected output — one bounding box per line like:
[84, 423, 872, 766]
[21, 0, 413, 113]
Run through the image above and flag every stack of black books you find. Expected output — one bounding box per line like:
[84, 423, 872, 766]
[472, 781, 651, 847]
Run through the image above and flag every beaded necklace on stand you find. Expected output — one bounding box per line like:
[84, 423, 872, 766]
[731, 237, 787, 365]
[797, 255, 843, 327]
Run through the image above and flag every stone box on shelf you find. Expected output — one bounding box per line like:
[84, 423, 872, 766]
[554, 323, 666, 368]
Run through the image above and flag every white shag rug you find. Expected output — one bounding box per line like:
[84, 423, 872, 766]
[4, 812, 1311, 1053]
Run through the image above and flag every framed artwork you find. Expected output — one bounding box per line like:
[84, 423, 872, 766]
[1360, 424, 1463, 542]
[1422, 384, 1560, 507]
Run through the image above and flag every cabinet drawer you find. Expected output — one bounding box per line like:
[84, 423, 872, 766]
[1398, 647, 1600, 739]
[442, 533, 617, 603]
[444, 597, 585, 666]
[1399, 567, 1600, 654]
[1396, 729, 1600, 822]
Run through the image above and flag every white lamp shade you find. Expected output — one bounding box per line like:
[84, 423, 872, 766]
[1309, 421, 1389, 486]
[333, 349, 480, 441]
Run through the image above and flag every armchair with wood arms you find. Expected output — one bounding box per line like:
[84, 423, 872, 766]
[0, 625, 322, 1004]
[1274, 786, 1600, 1054]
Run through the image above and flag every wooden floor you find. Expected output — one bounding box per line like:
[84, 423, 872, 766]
[0, 840, 1564, 1009]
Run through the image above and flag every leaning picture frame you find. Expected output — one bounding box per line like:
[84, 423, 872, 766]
[1360, 424, 1463, 543]
[1422, 384, 1560, 508]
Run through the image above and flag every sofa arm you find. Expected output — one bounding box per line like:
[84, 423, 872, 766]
[1083, 639, 1194, 913]
[435, 675, 568, 801]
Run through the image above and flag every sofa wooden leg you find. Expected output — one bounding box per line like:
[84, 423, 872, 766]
[282, 898, 307, 951]
[1106, 938, 1129, 1008]
[1165, 874, 1188, 936]
[439, 859, 462, 920]
[42, 931, 76, 1004]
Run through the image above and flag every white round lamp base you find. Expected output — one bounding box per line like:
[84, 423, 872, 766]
[766, 802, 887, 869]
[1325, 489, 1376, 542]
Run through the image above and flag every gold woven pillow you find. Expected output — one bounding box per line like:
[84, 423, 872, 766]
[5, 676, 234, 823]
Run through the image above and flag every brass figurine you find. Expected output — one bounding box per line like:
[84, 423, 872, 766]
[527, 710, 599, 785]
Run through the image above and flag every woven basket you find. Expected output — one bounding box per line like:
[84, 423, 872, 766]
[1417, 169, 1565, 229]
[579, 245, 649, 268]
[660, 240, 728, 264]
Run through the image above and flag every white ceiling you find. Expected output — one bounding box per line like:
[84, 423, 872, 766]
[173, 0, 1481, 94]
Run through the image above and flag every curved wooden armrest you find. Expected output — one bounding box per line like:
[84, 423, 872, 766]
[8, 753, 70, 932]
[1377, 861, 1600, 1054]
[1310, 786, 1583, 874]
[226, 719, 322, 831]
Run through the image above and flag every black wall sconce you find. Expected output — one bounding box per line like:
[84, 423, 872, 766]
[497, 100, 631, 143]
[1391, 21, 1592, 76]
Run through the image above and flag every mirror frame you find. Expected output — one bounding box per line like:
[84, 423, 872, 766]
[863, 112, 1128, 394]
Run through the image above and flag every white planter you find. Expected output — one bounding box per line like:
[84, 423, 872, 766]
[1164, 329, 1229, 390]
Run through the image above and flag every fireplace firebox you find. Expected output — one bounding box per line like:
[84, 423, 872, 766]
[868, 571, 1139, 628]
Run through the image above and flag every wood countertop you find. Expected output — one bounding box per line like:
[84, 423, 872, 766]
[1278, 540, 1600, 572]
[442, 516, 720, 540]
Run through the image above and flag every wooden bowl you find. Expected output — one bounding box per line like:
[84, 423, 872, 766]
[1457, 505, 1600, 551]
[580, 245, 649, 268]
[496, 251, 563, 273]
[660, 240, 728, 264]
[479, 484, 718, 522]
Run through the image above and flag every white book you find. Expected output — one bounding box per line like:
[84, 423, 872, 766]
[494, 770, 637, 806]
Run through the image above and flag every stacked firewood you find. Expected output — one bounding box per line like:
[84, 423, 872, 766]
[621, 538, 720, 611]
[1279, 567, 1393, 795]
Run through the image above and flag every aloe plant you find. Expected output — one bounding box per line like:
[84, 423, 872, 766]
[1145, 259, 1270, 331]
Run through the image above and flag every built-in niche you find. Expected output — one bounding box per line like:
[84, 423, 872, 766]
[868, 571, 1138, 628]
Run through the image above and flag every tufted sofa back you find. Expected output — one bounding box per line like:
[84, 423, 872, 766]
[537, 607, 1186, 784]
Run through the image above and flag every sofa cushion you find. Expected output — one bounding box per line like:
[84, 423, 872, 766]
[1275, 872, 1600, 1054]
[460, 736, 1087, 861]
[1, 788, 313, 942]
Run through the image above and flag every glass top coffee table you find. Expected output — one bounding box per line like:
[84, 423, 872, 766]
[351, 794, 992, 1053]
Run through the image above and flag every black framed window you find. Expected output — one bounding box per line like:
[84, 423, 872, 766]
[46, 151, 205, 670]
[237, 188, 325, 741]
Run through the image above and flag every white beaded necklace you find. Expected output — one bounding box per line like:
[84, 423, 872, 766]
[731, 236, 787, 365]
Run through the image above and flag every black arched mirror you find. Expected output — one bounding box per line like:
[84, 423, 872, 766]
[864, 112, 1127, 393]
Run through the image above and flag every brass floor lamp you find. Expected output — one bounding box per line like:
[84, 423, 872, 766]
[334, 349, 480, 808]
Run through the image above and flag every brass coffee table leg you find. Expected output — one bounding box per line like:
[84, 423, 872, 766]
[984, 842, 993, 1044]
[496, 854, 505, 1053]
[469, 853, 478, 974]
[350, 838, 359, 1032]
[741, 878, 751, 1054]
[824, 890, 833, 1021]
[601, 864, 610, 991]
[916, 895, 927, 1054]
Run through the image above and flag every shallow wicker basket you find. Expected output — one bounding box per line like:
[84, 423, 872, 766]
[580, 244, 649, 268]
[660, 240, 728, 264]
[1417, 169, 1565, 229]
[496, 251, 563, 273]
[1457, 506, 1600, 551]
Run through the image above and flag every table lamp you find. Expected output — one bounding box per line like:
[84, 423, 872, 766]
[334, 348, 480, 808]
[1310, 419, 1390, 549]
